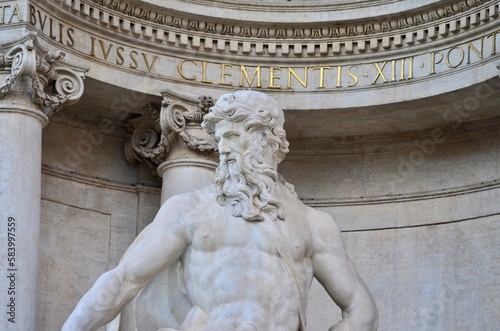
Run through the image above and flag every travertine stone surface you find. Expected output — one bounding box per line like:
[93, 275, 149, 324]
[342, 214, 499, 331]
[37, 200, 111, 331]
[37, 170, 153, 330]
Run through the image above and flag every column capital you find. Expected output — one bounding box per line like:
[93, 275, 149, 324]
[1, 32, 88, 119]
[125, 90, 218, 178]
[32, 44, 88, 117]
[0, 32, 37, 98]
[159, 89, 217, 153]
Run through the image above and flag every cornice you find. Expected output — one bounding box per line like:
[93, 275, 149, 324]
[48, 0, 499, 59]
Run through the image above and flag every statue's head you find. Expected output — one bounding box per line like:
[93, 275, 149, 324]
[202, 90, 289, 222]
[202, 90, 289, 165]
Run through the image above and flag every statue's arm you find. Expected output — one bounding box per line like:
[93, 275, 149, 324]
[62, 196, 189, 331]
[310, 211, 378, 331]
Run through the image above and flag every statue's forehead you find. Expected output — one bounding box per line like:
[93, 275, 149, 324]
[213, 119, 245, 135]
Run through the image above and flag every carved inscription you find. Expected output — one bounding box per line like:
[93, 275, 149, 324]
[178, 61, 366, 89]
[0, 2, 23, 25]
[29, 5, 74, 47]
[28, 4, 159, 75]
[89, 37, 159, 72]
[177, 31, 499, 89]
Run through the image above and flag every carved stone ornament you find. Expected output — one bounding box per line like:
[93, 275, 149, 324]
[125, 91, 217, 177]
[32, 48, 87, 117]
[160, 94, 218, 152]
[1, 32, 87, 116]
[0, 33, 37, 99]
[125, 102, 169, 179]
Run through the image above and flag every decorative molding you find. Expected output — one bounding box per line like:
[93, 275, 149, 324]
[32, 48, 87, 117]
[42, 164, 161, 194]
[50, 0, 499, 57]
[304, 178, 500, 207]
[125, 92, 217, 177]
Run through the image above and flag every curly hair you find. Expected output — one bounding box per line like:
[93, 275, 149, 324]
[202, 90, 289, 164]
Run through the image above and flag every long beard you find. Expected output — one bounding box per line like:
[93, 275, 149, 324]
[215, 148, 284, 222]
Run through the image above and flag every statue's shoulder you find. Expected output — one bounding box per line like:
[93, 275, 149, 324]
[164, 185, 217, 212]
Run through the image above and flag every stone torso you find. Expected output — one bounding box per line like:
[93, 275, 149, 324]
[178, 185, 314, 331]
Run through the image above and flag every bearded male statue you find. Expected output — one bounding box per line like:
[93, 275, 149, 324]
[63, 90, 378, 331]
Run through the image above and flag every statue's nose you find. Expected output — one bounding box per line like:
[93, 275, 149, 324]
[218, 139, 231, 154]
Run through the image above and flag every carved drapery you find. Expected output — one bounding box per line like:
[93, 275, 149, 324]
[125, 91, 217, 177]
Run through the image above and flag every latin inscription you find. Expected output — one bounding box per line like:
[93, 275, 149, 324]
[28, 4, 160, 74]
[29, 4, 74, 47]
[177, 31, 499, 89]
[89, 37, 159, 73]
[0, 2, 23, 25]
[26, 3, 499, 90]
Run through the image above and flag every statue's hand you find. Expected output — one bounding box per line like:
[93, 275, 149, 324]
[328, 320, 353, 331]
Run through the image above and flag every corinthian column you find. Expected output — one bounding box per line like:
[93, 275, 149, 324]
[0, 33, 86, 331]
[121, 90, 218, 330]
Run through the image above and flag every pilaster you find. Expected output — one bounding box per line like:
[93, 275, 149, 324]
[0, 32, 87, 331]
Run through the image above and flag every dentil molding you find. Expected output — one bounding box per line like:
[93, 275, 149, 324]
[51, 0, 499, 57]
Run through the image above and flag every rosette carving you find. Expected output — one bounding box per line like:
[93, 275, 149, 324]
[32, 49, 87, 117]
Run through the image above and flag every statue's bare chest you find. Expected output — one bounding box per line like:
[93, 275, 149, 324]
[188, 217, 276, 255]
[186, 210, 311, 262]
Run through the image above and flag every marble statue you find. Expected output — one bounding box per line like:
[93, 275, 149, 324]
[62, 90, 378, 331]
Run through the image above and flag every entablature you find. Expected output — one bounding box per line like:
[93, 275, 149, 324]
[49, 0, 499, 58]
